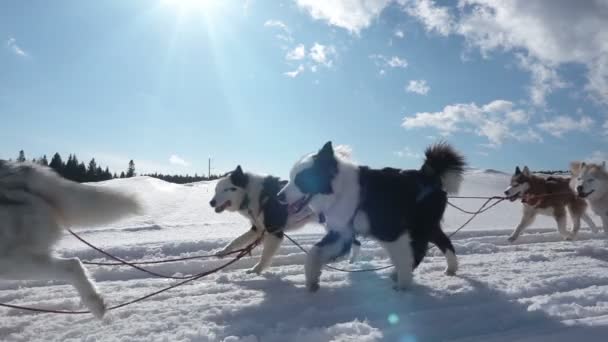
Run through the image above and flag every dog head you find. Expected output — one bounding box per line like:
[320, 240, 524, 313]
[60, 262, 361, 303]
[277, 141, 339, 216]
[504, 166, 532, 201]
[571, 161, 607, 200]
[210, 165, 248, 213]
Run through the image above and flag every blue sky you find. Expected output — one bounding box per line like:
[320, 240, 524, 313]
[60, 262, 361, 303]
[1, 0, 607, 177]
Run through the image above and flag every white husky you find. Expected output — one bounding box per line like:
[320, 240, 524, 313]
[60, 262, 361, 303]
[571, 161, 608, 234]
[0, 160, 141, 318]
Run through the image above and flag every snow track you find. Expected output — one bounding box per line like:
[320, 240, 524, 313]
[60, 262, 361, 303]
[2, 173, 608, 341]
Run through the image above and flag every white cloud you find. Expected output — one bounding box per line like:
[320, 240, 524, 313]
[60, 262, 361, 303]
[455, 0, 608, 105]
[296, 0, 391, 34]
[286, 44, 306, 60]
[516, 54, 568, 107]
[309, 43, 336, 66]
[402, 100, 541, 145]
[406, 79, 430, 95]
[264, 19, 289, 31]
[264, 19, 293, 42]
[394, 147, 421, 159]
[169, 155, 190, 167]
[387, 56, 408, 68]
[399, 0, 454, 36]
[370, 54, 408, 72]
[284, 65, 305, 78]
[6, 37, 28, 57]
[394, 29, 405, 38]
[537, 115, 594, 137]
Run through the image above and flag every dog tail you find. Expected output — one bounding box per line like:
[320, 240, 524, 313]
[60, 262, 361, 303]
[421, 142, 466, 194]
[19, 163, 142, 227]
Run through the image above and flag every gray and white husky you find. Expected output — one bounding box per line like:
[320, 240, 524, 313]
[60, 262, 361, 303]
[0, 160, 141, 318]
[210, 166, 360, 274]
[571, 161, 608, 234]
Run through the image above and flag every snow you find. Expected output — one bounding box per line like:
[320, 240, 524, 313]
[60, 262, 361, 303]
[3, 171, 608, 341]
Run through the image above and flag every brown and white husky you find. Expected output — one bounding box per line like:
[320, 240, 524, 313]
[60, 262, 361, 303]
[503, 166, 598, 242]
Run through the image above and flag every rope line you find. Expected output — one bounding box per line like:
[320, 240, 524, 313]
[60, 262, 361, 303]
[0, 236, 262, 315]
[283, 196, 507, 273]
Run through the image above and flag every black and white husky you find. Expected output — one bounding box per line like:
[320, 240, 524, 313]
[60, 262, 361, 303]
[277, 142, 465, 292]
[210, 166, 360, 274]
[0, 160, 141, 318]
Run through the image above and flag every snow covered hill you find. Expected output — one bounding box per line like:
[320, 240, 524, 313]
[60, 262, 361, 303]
[2, 171, 608, 341]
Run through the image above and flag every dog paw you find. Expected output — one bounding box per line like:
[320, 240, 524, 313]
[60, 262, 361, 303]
[444, 268, 457, 276]
[392, 283, 411, 292]
[246, 265, 263, 275]
[307, 282, 320, 292]
[215, 249, 231, 258]
[507, 236, 517, 243]
[84, 293, 106, 319]
[563, 234, 575, 241]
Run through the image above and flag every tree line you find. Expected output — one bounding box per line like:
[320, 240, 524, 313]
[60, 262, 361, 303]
[12, 150, 135, 182]
[142, 172, 220, 184]
[9, 150, 219, 184]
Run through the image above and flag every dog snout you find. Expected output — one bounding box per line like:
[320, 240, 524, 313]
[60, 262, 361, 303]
[209, 199, 216, 207]
[504, 190, 510, 195]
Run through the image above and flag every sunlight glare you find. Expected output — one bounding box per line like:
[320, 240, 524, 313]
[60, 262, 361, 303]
[161, 0, 219, 13]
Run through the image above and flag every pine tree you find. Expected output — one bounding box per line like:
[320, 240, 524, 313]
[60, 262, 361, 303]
[40, 155, 49, 166]
[126, 160, 136, 178]
[17, 150, 26, 162]
[77, 162, 87, 182]
[87, 158, 98, 182]
[120, 171, 126, 178]
[49, 153, 63, 173]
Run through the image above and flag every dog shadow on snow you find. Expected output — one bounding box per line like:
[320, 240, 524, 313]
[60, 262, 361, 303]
[217, 270, 608, 341]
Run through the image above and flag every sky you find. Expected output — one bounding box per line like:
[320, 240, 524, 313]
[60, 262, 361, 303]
[1, 0, 608, 177]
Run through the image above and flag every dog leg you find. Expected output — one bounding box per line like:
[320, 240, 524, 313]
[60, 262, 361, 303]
[349, 238, 361, 264]
[431, 229, 458, 276]
[601, 214, 608, 234]
[0, 254, 106, 318]
[305, 230, 351, 292]
[380, 233, 414, 291]
[217, 226, 262, 257]
[555, 210, 573, 240]
[508, 208, 536, 242]
[582, 213, 599, 233]
[570, 212, 582, 239]
[247, 232, 283, 274]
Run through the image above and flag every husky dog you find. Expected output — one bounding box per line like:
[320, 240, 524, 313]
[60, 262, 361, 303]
[0, 160, 141, 318]
[277, 142, 465, 292]
[210, 166, 359, 274]
[571, 161, 608, 234]
[504, 166, 597, 242]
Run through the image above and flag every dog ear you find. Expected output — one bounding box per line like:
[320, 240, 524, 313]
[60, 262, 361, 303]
[318, 141, 334, 159]
[570, 162, 582, 175]
[522, 166, 531, 176]
[515, 166, 521, 175]
[230, 165, 248, 187]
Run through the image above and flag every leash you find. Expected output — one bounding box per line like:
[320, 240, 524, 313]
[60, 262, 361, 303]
[0, 235, 263, 316]
[283, 195, 507, 273]
[69, 229, 223, 280]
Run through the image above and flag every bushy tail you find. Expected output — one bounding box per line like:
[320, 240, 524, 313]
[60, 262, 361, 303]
[18, 163, 142, 227]
[421, 142, 466, 194]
